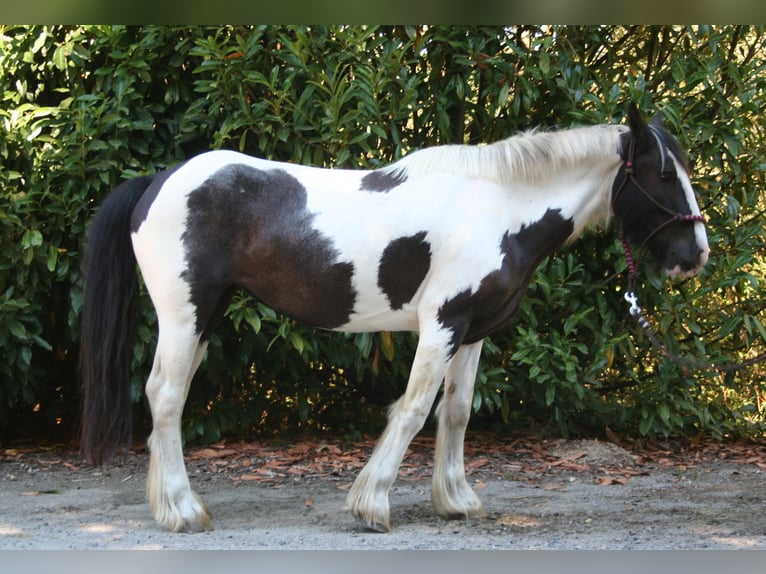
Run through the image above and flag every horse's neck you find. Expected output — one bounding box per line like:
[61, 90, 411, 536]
[533, 153, 622, 240]
[389, 124, 625, 238]
[491, 127, 625, 235]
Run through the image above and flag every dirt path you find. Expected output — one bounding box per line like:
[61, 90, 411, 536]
[1, 435, 764, 549]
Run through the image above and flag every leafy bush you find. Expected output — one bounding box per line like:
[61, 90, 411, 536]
[1, 25, 764, 445]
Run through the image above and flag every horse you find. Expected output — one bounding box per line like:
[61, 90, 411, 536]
[79, 103, 709, 533]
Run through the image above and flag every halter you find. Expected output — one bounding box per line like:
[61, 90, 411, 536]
[614, 131, 706, 252]
[613, 132, 706, 300]
[614, 130, 706, 330]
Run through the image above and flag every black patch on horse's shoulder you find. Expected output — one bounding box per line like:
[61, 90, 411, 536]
[360, 169, 408, 192]
[130, 162, 185, 233]
[437, 209, 574, 355]
[378, 232, 431, 310]
[182, 163, 356, 336]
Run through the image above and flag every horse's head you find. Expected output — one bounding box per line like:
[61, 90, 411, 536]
[612, 103, 709, 278]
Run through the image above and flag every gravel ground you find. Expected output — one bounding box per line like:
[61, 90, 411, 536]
[1, 436, 765, 550]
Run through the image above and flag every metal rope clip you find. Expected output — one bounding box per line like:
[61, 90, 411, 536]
[624, 291, 641, 316]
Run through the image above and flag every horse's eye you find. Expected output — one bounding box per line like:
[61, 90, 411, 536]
[660, 170, 676, 182]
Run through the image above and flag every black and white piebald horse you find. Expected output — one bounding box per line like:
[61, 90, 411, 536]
[80, 103, 708, 533]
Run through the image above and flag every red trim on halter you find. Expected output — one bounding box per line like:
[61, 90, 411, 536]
[619, 230, 639, 280]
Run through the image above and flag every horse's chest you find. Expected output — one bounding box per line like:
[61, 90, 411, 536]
[438, 209, 574, 350]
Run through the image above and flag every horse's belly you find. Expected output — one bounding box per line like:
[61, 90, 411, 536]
[337, 306, 419, 333]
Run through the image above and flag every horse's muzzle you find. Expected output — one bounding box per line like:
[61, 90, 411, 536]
[666, 246, 709, 278]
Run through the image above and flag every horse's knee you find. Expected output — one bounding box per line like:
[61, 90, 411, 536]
[387, 396, 432, 438]
[437, 394, 472, 429]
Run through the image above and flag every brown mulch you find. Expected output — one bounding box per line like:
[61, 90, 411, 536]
[3, 432, 766, 488]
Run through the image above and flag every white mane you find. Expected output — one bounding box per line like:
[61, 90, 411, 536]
[382, 123, 628, 186]
[377, 123, 630, 238]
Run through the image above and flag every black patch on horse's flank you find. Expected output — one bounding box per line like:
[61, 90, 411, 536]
[360, 169, 408, 192]
[130, 162, 185, 233]
[438, 209, 574, 355]
[182, 164, 356, 336]
[378, 232, 431, 310]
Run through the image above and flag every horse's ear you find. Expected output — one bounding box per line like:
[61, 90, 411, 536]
[626, 102, 652, 143]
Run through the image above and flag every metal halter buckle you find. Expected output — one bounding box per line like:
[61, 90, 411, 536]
[623, 291, 641, 317]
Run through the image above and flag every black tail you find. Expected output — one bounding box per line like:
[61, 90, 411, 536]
[79, 175, 155, 465]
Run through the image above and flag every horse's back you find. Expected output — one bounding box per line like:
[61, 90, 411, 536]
[128, 149, 530, 337]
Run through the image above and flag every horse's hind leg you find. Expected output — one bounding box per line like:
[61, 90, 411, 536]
[145, 319, 211, 533]
[432, 341, 487, 520]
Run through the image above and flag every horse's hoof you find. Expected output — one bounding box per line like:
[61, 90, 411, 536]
[157, 496, 213, 533]
[439, 507, 488, 521]
[175, 517, 214, 533]
[354, 515, 391, 533]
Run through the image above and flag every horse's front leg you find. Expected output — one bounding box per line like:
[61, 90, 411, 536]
[432, 340, 487, 519]
[346, 328, 452, 532]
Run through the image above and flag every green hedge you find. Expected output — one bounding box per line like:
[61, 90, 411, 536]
[1, 25, 765, 445]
